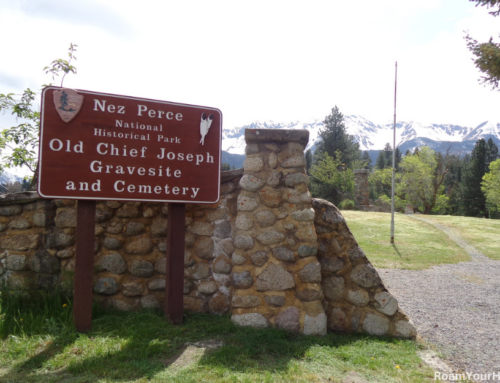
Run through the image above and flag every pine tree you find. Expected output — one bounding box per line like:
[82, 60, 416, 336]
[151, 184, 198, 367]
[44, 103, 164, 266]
[305, 149, 313, 174]
[315, 106, 360, 168]
[485, 138, 500, 169]
[362, 151, 372, 170]
[461, 139, 489, 216]
[375, 151, 386, 169]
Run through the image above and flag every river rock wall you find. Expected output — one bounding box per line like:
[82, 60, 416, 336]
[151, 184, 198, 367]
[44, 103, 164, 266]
[0, 129, 415, 338]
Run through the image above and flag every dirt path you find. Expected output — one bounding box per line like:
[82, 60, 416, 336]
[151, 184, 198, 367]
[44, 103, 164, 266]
[377, 216, 500, 381]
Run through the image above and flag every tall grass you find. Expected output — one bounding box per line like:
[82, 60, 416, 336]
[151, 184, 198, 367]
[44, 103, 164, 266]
[0, 286, 73, 338]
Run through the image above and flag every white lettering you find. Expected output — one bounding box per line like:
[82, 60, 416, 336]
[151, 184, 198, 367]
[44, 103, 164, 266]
[49, 139, 63, 151]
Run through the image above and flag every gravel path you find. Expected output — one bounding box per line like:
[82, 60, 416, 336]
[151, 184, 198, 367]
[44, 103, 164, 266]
[377, 215, 500, 381]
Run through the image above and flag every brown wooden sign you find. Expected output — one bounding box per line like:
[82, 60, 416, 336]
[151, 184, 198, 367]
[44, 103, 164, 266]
[39, 87, 222, 203]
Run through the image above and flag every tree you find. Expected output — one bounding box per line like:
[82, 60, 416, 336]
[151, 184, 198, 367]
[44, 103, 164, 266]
[397, 147, 450, 214]
[361, 151, 372, 170]
[375, 151, 386, 169]
[309, 151, 355, 205]
[465, 0, 500, 90]
[305, 148, 313, 173]
[485, 137, 500, 166]
[221, 162, 231, 171]
[482, 158, 500, 209]
[460, 138, 495, 216]
[315, 106, 360, 168]
[0, 43, 78, 188]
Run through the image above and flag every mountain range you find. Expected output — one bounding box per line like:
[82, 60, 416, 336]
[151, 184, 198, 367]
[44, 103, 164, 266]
[222, 117, 500, 165]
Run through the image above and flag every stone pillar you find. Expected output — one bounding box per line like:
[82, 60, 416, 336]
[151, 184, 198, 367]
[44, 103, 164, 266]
[353, 169, 370, 208]
[231, 128, 327, 335]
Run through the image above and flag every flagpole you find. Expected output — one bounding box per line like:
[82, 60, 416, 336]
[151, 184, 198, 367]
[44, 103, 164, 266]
[390, 62, 397, 244]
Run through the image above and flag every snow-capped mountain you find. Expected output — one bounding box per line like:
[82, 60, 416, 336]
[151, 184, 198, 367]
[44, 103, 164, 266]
[222, 117, 500, 156]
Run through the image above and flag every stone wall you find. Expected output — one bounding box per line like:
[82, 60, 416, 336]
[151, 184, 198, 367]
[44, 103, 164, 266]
[0, 129, 415, 338]
[353, 169, 370, 209]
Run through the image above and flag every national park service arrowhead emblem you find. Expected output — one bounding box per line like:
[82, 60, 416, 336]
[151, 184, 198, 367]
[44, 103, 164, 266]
[53, 88, 83, 123]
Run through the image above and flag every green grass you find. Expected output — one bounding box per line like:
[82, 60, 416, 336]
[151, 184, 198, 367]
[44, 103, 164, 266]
[416, 215, 500, 260]
[341, 211, 470, 270]
[0, 291, 436, 382]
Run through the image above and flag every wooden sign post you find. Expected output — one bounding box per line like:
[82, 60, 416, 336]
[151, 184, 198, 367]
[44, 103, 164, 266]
[39, 87, 222, 331]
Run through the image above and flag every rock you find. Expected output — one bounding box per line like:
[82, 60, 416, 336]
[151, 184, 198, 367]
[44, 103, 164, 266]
[231, 313, 269, 328]
[148, 278, 166, 291]
[351, 310, 362, 331]
[299, 263, 322, 283]
[243, 157, 264, 172]
[303, 313, 327, 336]
[129, 260, 154, 278]
[185, 232, 195, 247]
[264, 143, 281, 152]
[8, 218, 31, 230]
[363, 313, 390, 336]
[108, 298, 135, 311]
[236, 214, 253, 230]
[103, 237, 123, 250]
[0, 205, 22, 216]
[295, 224, 317, 242]
[214, 221, 231, 239]
[184, 279, 193, 294]
[234, 235, 254, 250]
[188, 221, 214, 236]
[214, 255, 232, 274]
[116, 207, 140, 218]
[157, 242, 167, 253]
[232, 253, 246, 265]
[256, 231, 285, 245]
[319, 257, 344, 273]
[5, 254, 27, 271]
[374, 292, 398, 316]
[328, 308, 348, 331]
[198, 280, 218, 295]
[107, 201, 122, 209]
[255, 210, 276, 227]
[250, 250, 268, 267]
[323, 276, 345, 301]
[124, 222, 145, 236]
[350, 264, 380, 288]
[348, 246, 366, 261]
[347, 289, 370, 306]
[237, 194, 259, 211]
[143, 207, 156, 218]
[395, 320, 417, 338]
[239, 174, 265, 192]
[300, 192, 312, 203]
[2, 234, 40, 251]
[195, 237, 215, 259]
[321, 207, 344, 224]
[207, 208, 228, 222]
[284, 223, 295, 231]
[106, 222, 123, 234]
[33, 212, 48, 228]
[141, 295, 160, 309]
[151, 216, 168, 237]
[232, 271, 253, 289]
[297, 245, 318, 258]
[281, 155, 305, 168]
[219, 239, 235, 255]
[292, 208, 315, 221]
[157, 257, 167, 274]
[256, 264, 295, 291]
[95, 208, 113, 222]
[267, 171, 281, 187]
[285, 173, 308, 187]
[100, 253, 127, 274]
[56, 248, 74, 258]
[265, 295, 285, 307]
[209, 292, 231, 314]
[123, 282, 143, 296]
[269, 152, 278, 168]
[232, 295, 261, 308]
[188, 263, 211, 280]
[94, 278, 119, 295]
[275, 307, 300, 332]
[272, 247, 295, 262]
[295, 289, 323, 302]
[125, 237, 154, 255]
[258, 187, 282, 208]
[245, 143, 260, 154]
[30, 250, 60, 273]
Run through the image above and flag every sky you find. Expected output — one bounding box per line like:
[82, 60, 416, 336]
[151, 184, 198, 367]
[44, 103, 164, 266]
[0, 0, 499, 156]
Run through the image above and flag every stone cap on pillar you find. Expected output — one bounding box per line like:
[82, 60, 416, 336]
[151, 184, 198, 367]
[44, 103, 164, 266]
[353, 169, 370, 174]
[245, 128, 309, 146]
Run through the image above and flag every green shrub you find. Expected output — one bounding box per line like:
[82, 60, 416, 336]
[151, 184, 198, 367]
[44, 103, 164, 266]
[338, 199, 356, 210]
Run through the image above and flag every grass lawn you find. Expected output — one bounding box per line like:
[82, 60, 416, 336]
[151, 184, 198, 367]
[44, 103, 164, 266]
[416, 215, 500, 260]
[340, 211, 470, 270]
[0, 291, 437, 383]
